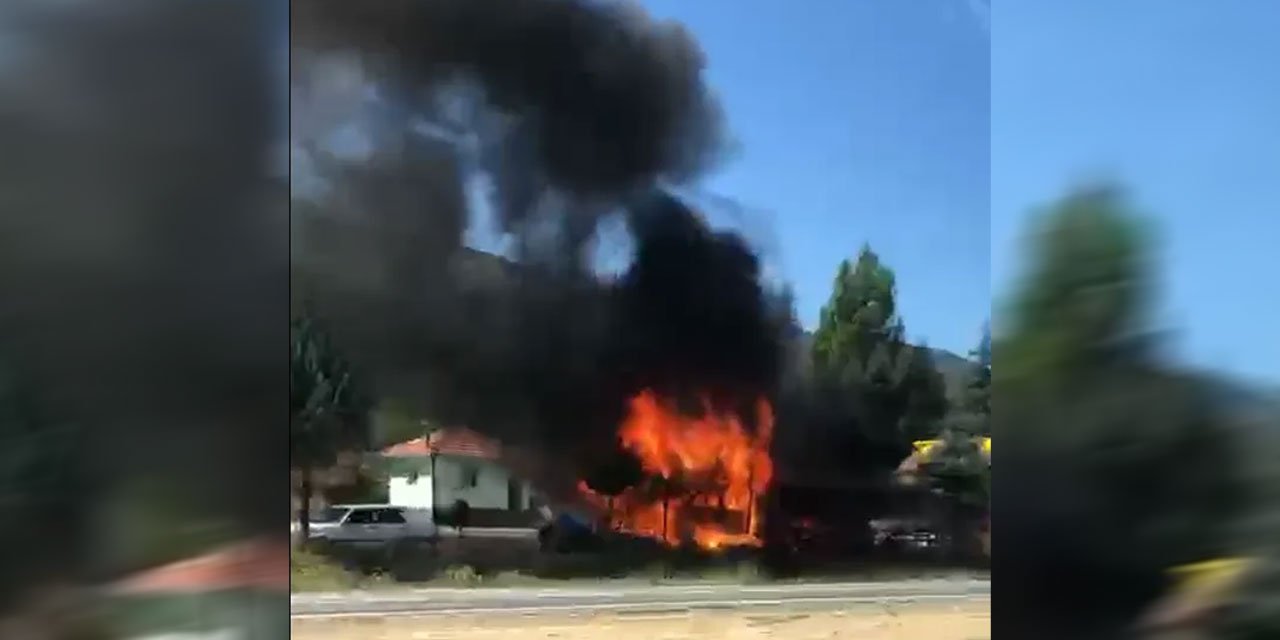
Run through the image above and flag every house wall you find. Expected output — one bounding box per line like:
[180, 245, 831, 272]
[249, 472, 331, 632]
[386, 455, 537, 513]
[434, 455, 513, 510]
[388, 474, 433, 509]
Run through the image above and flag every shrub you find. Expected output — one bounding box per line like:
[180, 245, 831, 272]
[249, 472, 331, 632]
[290, 547, 354, 592]
[442, 564, 482, 587]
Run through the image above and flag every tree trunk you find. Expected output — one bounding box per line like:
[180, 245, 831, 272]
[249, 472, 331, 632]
[661, 497, 673, 579]
[297, 465, 312, 547]
[662, 497, 669, 541]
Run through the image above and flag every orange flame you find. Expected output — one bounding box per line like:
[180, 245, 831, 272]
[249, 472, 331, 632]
[579, 390, 774, 551]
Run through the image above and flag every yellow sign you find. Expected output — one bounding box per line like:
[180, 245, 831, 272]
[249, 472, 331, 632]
[911, 436, 991, 458]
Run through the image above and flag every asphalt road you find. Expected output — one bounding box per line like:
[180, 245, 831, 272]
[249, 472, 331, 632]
[289, 578, 991, 619]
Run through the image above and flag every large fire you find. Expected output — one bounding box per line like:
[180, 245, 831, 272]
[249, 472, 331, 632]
[578, 390, 774, 551]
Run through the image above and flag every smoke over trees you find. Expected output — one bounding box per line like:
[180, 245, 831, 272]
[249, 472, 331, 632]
[290, 0, 787, 479]
[290, 1, 983, 533]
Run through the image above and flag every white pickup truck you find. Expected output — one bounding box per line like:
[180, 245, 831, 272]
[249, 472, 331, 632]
[305, 503, 438, 550]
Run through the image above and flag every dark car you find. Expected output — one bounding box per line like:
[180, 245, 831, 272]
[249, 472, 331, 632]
[537, 510, 602, 553]
[883, 528, 941, 552]
[872, 518, 942, 553]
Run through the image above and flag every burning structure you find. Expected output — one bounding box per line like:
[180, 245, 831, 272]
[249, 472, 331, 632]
[578, 391, 774, 550]
[290, 0, 905, 558]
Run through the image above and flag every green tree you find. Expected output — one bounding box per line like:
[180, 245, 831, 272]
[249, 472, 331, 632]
[922, 327, 992, 557]
[895, 343, 951, 442]
[812, 245, 903, 383]
[958, 324, 991, 436]
[291, 310, 370, 545]
[922, 426, 989, 557]
[994, 184, 1243, 634]
[997, 185, 1153, 388]
[324, 464, 389, 505]
[811, 245, 948, 446]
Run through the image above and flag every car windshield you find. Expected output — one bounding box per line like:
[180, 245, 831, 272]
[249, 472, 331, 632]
[313, 507, 348, 523]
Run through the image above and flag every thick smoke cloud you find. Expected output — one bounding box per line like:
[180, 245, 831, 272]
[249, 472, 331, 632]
[0, 0, 284, 602]
[292, 0, 726, 230]
[291, 0, 784, 469]
[610, 192, 784, 416]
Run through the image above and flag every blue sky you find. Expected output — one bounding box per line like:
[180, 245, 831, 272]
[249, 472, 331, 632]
[640, 0, 991, 357]
[993, 1, 1280, 384]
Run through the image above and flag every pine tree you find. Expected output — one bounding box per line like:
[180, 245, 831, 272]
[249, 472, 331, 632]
[812, 245, 903, 385]
[291, 310, 370, 544]
[962, 324, 991, 436]
[811, 245, 948, 447]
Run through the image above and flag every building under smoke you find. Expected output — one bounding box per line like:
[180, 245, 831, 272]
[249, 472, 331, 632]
[290, 0, 786, 464]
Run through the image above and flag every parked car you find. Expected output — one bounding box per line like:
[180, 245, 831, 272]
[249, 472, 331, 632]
[307, 504, 437, 551]
[537, 509, 602, 553]
[884, 528, 941, 551]
[871, 518, 942, 553]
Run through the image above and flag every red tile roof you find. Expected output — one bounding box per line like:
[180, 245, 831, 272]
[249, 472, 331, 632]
[381, 428, 500, 460]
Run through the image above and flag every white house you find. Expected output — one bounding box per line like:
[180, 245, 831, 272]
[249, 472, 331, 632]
[380, 427, 542, 526]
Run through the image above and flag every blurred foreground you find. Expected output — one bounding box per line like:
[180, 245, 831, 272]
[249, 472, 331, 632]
[0, 1, 287, 638]
[994, 186, 1280, 639]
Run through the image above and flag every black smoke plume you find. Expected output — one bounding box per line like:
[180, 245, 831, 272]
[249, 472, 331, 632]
[291, 0, 784, 469]
[292, 0, 725, 230]
[0, 0, 285, 609]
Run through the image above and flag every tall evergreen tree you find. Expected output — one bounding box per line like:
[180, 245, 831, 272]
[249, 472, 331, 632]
[812, 245, 903, 385]
[810, 245, 948, 452]
[961, 324, 991, 435]
[998, 185, 1153, 388]
[923, 326, 992, 557]
[291, 310, 370, 544]
[922, 425, 989, 558]
[896, 343, 951, 442]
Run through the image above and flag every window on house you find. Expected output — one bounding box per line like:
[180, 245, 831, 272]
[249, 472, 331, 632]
[459, 465, 479, 488]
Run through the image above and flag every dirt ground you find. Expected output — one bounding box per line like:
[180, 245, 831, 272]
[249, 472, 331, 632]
[291, 600, 991, 640]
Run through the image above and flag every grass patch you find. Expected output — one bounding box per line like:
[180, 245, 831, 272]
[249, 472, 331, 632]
[288, 540, 989, 592]
[290, 547, 366, 591]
